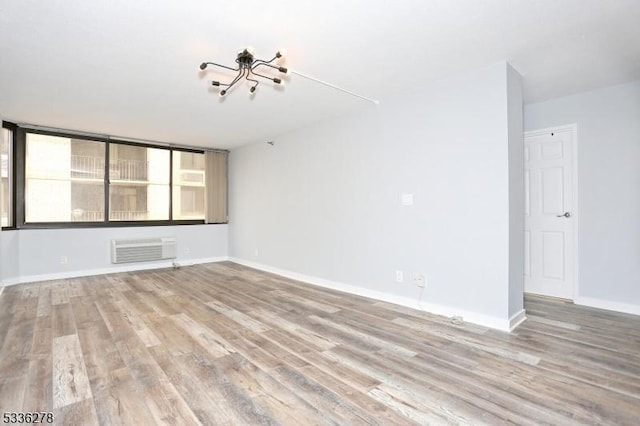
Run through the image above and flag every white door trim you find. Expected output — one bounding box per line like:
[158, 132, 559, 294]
[524, 123, 579, 300]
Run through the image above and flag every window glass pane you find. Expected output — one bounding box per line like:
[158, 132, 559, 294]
[172, 151, 205, 220]
[1, 127, 12, 227]
[109, 143, 169, 221]
[25, 134, 105, 222]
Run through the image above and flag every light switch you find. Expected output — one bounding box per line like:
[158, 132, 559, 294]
[401, 193, 413, 206]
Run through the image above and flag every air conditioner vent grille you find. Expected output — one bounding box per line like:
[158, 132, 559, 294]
[111, 237, 176, 264]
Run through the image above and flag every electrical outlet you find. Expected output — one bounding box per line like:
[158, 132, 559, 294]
[414, 274, 426, 288]
[60, 256, 68, 265]
[401, 193, 413, 206]
[395, 270, 404, 282]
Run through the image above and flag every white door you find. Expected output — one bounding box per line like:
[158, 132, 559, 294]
[524, 125, 576, 300]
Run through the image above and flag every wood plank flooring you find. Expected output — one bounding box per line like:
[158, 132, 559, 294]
[1, 262, 639, 425]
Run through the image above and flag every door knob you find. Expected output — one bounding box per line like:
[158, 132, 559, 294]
[556, 212, 571, 218]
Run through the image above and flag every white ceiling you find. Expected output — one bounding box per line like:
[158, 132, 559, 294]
[1, 0, 639, 149]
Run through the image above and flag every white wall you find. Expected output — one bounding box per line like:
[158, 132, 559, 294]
[1, 230, 19, 282]
[1, 224, 228, 285]
[229, 62, 524, 330]
[525, 81, 640, 313]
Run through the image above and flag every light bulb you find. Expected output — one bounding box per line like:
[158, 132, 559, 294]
[245, 46, 255, 54]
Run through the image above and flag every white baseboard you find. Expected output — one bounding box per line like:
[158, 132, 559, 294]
[575, 296, 640, 316]
[1, 277, 21, 287]
[509, 309, 527, 331]
[0, 256, 229, 287]
[229, 257, 515, 332]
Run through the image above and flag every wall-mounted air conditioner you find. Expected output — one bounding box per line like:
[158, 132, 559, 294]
[111, 237, 176, 264]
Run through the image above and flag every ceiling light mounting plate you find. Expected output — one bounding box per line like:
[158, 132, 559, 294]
[236, 49, 254, 68]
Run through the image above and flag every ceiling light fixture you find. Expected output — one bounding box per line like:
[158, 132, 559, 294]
[199, 46, 380, 104]
[199, 47, 288, 96]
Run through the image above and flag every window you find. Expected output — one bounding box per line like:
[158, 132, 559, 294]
[26, 134, 105, 222]
[10, 124, 226, 228]
[173, 151, 205, 220]
[1, 125, 13, 227]
[109, 143, 170, 221]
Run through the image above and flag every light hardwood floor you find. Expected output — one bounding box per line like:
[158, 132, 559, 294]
[1, 262, 639, 425]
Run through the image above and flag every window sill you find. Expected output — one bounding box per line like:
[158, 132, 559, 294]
[15, 220, 207, 230]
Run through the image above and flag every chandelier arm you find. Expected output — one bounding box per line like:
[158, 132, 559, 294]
[253, 62, 285, 73]
[225, 69, 247, 92]
[252, 70, 277, 81]
[202, 61, 239, 72]
[251, 56, 278, 69]
[245, 74, 260, 91]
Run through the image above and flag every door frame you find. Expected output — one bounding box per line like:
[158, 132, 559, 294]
[523, 123, 579, 300]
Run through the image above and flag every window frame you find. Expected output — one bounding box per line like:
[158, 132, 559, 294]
[171, 150, 207, 221]
[1, 121, 17, 229]
[8, 123, 214, 229]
